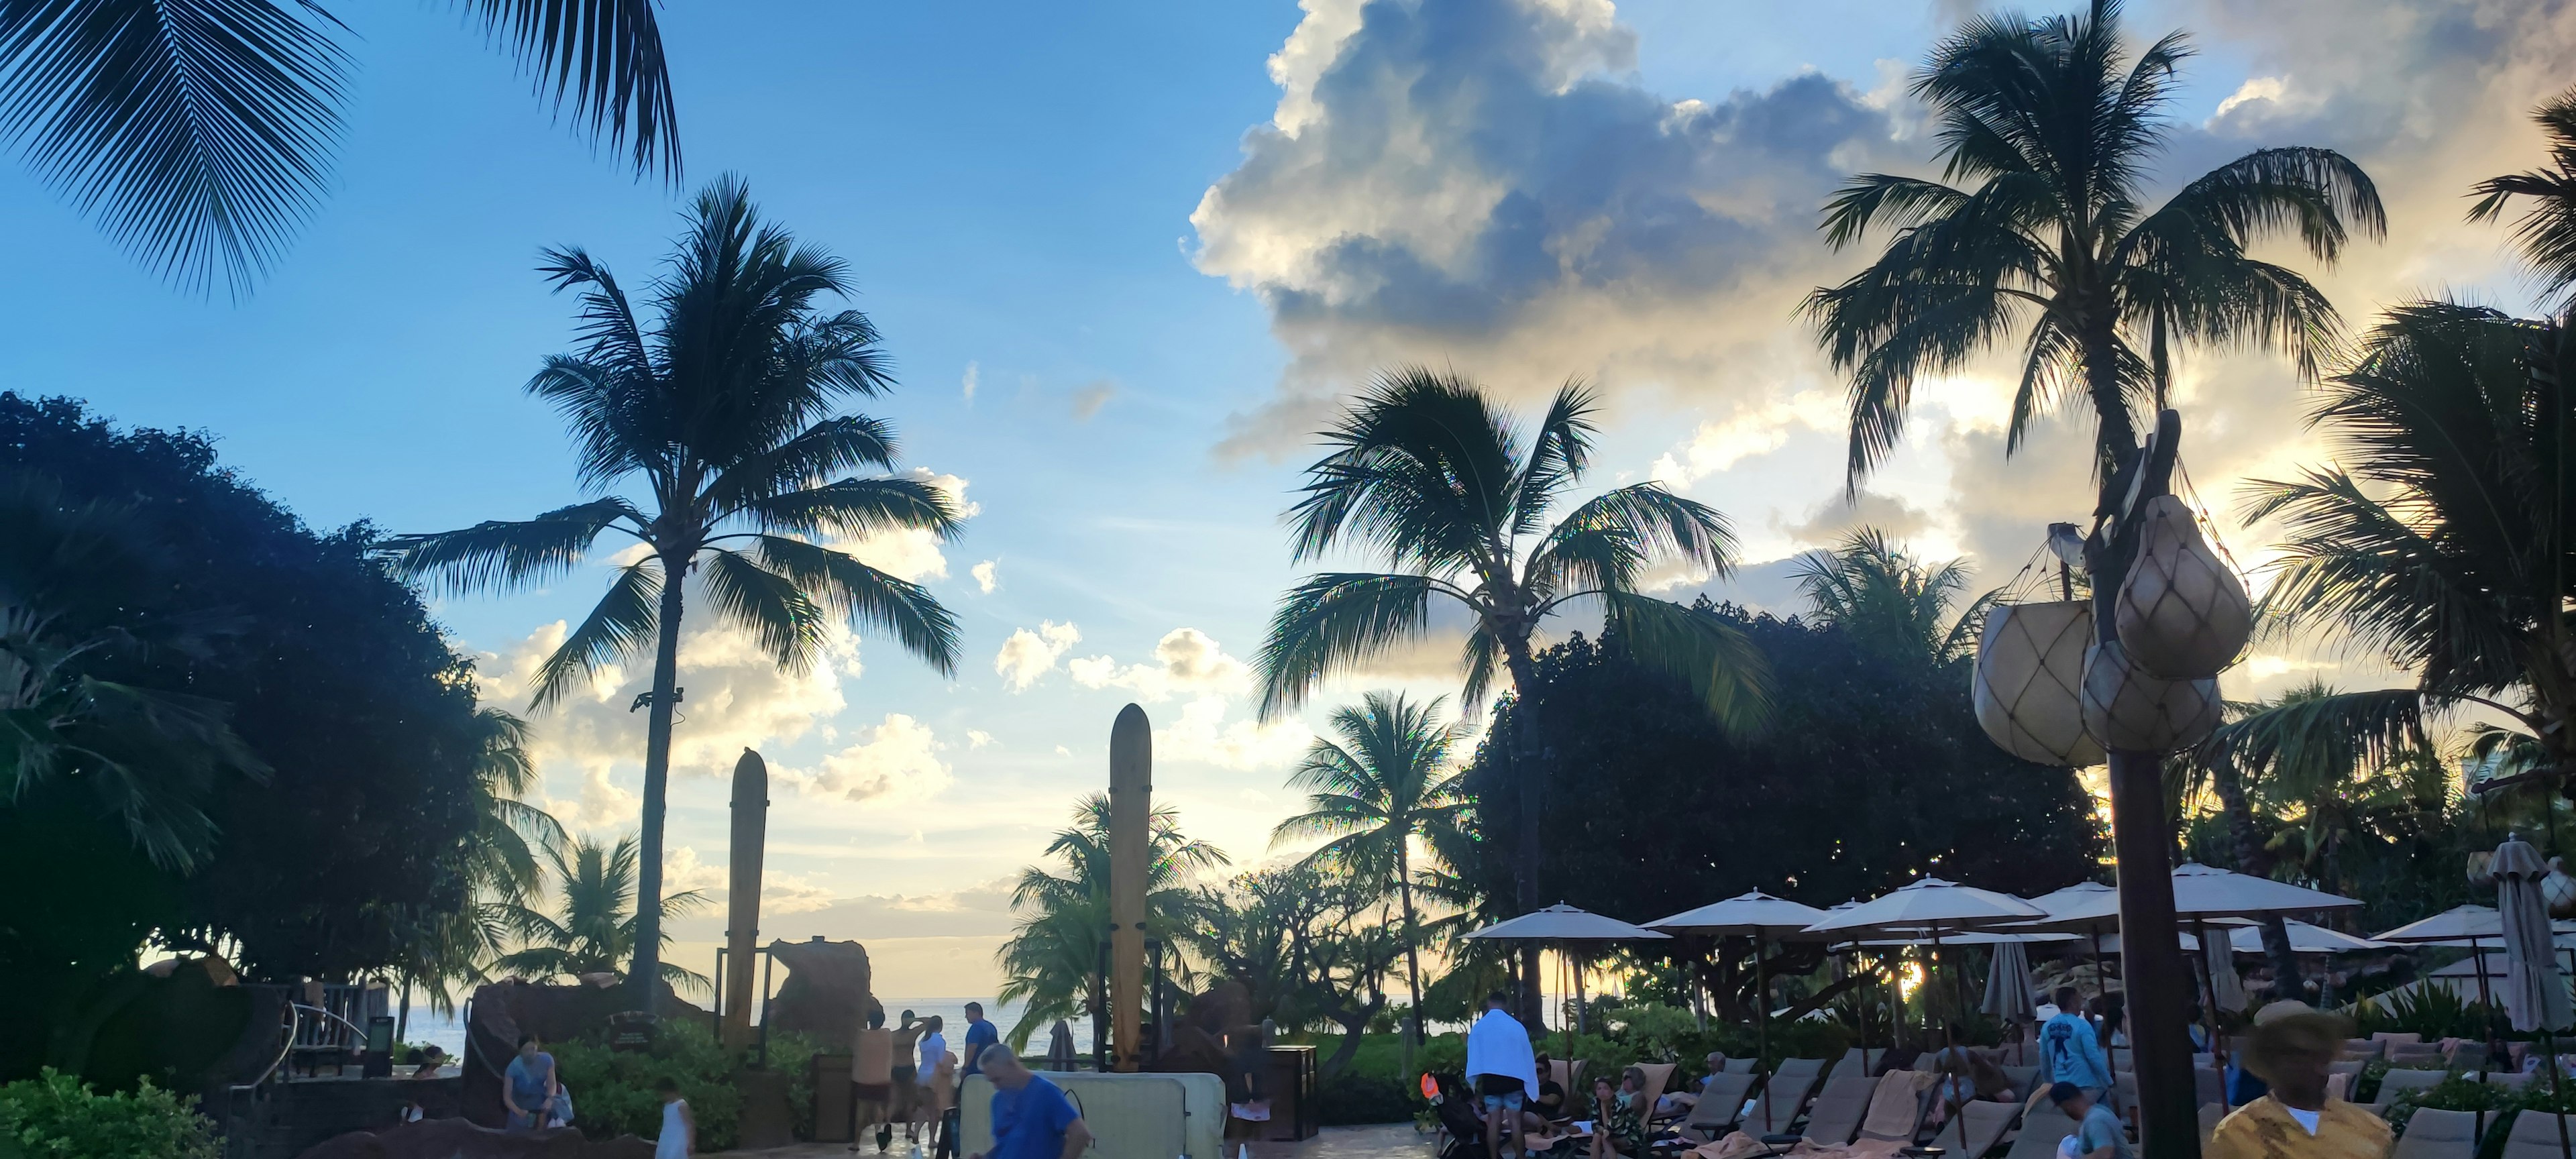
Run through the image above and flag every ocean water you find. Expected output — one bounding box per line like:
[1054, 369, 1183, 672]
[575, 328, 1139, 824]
[396, 998, 1092, 1058]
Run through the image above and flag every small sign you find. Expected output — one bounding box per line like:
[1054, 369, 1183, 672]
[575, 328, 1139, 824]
[608, 1011, 660, 1053]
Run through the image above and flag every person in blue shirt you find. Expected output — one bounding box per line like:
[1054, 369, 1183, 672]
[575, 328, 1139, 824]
[2039, 987, 2114, 1095]
[969, 1046, 1091, 1159]
[2047, 1082, 2133, 1159]
[961, 1002, 1002, 1080]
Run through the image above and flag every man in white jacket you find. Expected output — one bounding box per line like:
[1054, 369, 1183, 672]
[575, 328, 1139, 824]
[1465, 991, 1540, 1159]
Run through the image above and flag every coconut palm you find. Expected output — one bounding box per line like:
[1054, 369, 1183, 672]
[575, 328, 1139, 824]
[389, 708, 567, 1017]
[1271, 692, 1468, 1063]
[386, 176, 963, 1012]
[1790, 527, 1995, 667]
[996, 793, 1230, 1049]
[2471, 86, 2576, 308]
[1256, 367, 1769, 975]
[494, 832, 710, 993]
[0, 0, 679, 296]
[1803, 0, 2381, 488]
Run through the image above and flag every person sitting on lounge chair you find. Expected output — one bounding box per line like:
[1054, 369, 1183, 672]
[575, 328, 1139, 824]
[1925, 1034, 2014, 1127]
[1589, 1069, 1648, 1159]
[1533, 1053, 1568, 1121]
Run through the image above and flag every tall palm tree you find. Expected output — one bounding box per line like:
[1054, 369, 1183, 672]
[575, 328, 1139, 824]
[494, 832, 710, 994]
[1256, 367, 1769, 1008]
[2471, 86, 2576, 309]
[1803, 0, 2380, 488]
[1271, 691, 1468, 1066]
[996, 793, 1230, 1049]
[387, 176, 964, 1013]
[2234, 300, 2575, 807]
[1790, 527, 1994, 667]
[0, 0, 679, 296]
[391, 707, 568, 1017]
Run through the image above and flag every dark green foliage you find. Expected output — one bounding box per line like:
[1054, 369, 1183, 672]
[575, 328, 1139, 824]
[2355, 986, 2493, 1042]
[0, 393, 488, 1081]
[1458, 611, 2102, 1017]
[1313, 1070, 1417, 1125]
[0, 1068, 219, 1159]
[551, 1020, 780, 1152]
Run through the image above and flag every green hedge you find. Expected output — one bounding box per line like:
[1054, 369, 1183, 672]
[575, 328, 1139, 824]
[1314, 1071, 1419, 1125]
[0, 1068, 219, 1159]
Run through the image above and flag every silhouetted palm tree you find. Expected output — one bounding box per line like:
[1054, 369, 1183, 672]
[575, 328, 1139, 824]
[388, 177, 963, 1011]
[1790, 528, 1994, 667]
[494, 832, 709, 993]
[1272, 691, 1468, 1061]
[996, 793, 1230, 1049]
[2471, 86, 2576, 309]
[1256, 368, 1769, 963]
[0, 0, 680, 295]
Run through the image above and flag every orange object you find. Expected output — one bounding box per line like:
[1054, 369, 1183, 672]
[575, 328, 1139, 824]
[1421, 1073, 1440, 1100]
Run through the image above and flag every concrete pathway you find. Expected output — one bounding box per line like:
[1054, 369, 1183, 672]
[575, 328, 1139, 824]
[710, 1122, 1436, 1159]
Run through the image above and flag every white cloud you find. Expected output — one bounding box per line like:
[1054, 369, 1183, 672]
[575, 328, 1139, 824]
[1156, 695, 1313, 771]
[1067, 627, 1251, 702]
[659, 845, 841, 916]
[994, 620, 1082, 691]
[971, 560, 998, 594]
[967, 729, 995, 749]
[961, 361, 979, 404]
[786, 713, 953, 804]
[1649, 389, 1845, 486]
[835, 469, 976, 584]
[1070, 380, 1116, 421]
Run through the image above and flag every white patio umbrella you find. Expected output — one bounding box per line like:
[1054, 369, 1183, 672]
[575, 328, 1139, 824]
[1648, 891, 1829, 1070]
[2492, 836, 2572, 1159]
[2376, 905, 2508, 1037]
[1805, 879, 2047, 1044]
[1466, 904, 1670, 1058]
[2223, 920, 2386, 955]
[2032, 864, 2359, 1048]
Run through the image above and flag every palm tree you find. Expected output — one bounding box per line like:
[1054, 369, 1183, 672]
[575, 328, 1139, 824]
[1271, 691, 1469, 1067]
[2471, 86, 2576, 309]
[1256, 367, 1769, 1007]
[0, 0, 679, 296]
[1790, 527, 1994, 666]
[494, 832, 710, 994]
[390, 707, 568, 1022]
[2229, 302, 2576, 817]
[1803, 0, 2380, 488]
[387, 176, 964, 1013]
[996, 793, 1230, 1049]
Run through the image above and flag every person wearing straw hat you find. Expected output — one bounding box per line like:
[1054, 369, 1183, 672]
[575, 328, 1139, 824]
[2208, 1003, 2390, 1159]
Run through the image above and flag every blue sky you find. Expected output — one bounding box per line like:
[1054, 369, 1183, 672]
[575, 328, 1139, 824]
[10, 0, 2569, 995]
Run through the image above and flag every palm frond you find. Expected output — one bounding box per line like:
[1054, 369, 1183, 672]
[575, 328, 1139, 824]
[454, 0, 678, 182]
[382, 497, 642, 596]
[1254, 572, 1440, 720]
[749, 534, 960, 675]
[527, 558, 661, 710]
[700, 547, 825, 673]
[1599, 591, 1771, 735]
[1508, 380, 1598, 537]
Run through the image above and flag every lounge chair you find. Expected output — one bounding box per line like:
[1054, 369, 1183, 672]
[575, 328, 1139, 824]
[1797, 1075, 1876, 1146]
[2503, 1110, 2576, 1159]
[2375, 1068, 2449, 1116]
[2375, 1032, 2426, 1048]
[2345, 1038, 2386, 1061]
[2329, 1059, 2367, 1083]
[2454, 1044, 2491, 1072]
[2392, 1045, 2447, 1066]
[1676, 1072, 1758, 1144]
[1855, 1071, 1930, 1144]
[1826, 1048, 1878, 1083]
[1725, 1057, 1758, 1074]
[2111, 1073, 2138, 1125]
[1996, 1105, 2076, 1159]
[1551, 1059, 1589, 1104]
[2392, 1108, 2481, 1159]
[2492, 1071, 2537, 1091]
[2198, 1103, 2225, 1147]
[1925, 1099, 2017, 1159]
[1750, 1068, 1821, 1135]
[2000, 1064, 2039, 1097]
[1634, 1063, 1676, 1127]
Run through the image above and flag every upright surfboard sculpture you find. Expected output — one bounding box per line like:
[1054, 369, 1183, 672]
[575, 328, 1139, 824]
[723, 748, 769, 1051]
[1108, 704, 1151, 1071]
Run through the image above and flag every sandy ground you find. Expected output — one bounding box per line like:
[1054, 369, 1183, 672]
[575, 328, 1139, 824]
[708, 1121, 1437, 1159]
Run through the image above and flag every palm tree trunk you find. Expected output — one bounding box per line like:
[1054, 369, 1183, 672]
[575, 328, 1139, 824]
[1397, 844, 1425, 1077]
[1501, 634, 1547, 1026]
[629, 569, 688, 1015]
[2209, 761, 2305, 999]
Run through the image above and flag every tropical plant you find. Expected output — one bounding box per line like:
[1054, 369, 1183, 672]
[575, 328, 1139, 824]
[388, 707, 565, 1017]
[387, 177, 963, 1011]
[1789, 527, 1994, 667]
[0, 0, 680, 296]
[2233, 302, 2575, 805]
[1271, 692, 1469, 1063]
[0, 1068, 219, 1159]
[996, 793, 1230, 1049]
[2471, 85, 2576, 309]
[492, 832, 708, 993]
[1255, 367, 1770, 988]
[1185, 865, 1406, 1079]
[1804, 0, 2380, 489]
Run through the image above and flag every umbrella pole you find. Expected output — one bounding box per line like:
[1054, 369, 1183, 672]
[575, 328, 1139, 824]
[1757, 933, 1770, 1071]
[2549, 1032, 2571, 1159]
[2192, 920, 2221, 1056]
[2475, 935, 2498, 1077]
[2092, 927, 2116, 1093]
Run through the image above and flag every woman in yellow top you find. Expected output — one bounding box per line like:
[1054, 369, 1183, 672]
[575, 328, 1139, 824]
[2209, 1003, 2392, 1159]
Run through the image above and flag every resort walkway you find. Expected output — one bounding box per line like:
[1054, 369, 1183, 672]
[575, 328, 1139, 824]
[710, 1122, 1434, 1159]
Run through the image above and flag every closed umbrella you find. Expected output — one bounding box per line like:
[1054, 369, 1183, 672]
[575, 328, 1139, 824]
[1648, 891, 1829, 1076]
[2493, 836, 2571, 1159]
[1045, 1020, 1079, 1071]
[1983, 938, 2037, 1022]
[2202, 940, 2248, 1014]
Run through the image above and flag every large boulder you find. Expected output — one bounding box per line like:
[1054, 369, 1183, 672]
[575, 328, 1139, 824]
[762, 937, 880, 1052]
[294, 1117, 653, 1159]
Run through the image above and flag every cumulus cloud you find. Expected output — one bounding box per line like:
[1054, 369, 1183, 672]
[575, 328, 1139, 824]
[971, 561, 998, 594]
[662, 844, 839, 915]
[995, 620, 1082, 690]
[1778, 490, 1936, 549]
[1067, 627, 1252, 701]
[786, 713, 952, 804]
[834, 469, 976, 584]
[1191, 0, 1907, 457]
[967, 729, 995, 749]
[1157, 695, 1314, 771]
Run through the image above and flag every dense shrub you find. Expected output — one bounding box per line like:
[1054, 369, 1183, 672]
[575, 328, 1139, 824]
[553, 1021, 745, 1151]
[0, 1068, 219, 1159]
[1314, 1070, 1418, 1125]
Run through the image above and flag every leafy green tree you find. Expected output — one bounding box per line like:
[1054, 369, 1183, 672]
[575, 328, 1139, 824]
[1255, 367, 1769, 1000]
[1805, 0, 2380, 486]
[388, 178, 964, 1012]
[390, 708, 565, 1022]
[0, 0, 680, 296]
[494, 832, 708, 993]
[1185, 865, 1405, 1080]
[1790, 528, 1994, 667]
[1271, 692, 1466, 1064]
[2471, 86, 2576, 308]
[996, 793, 1229, 1049]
